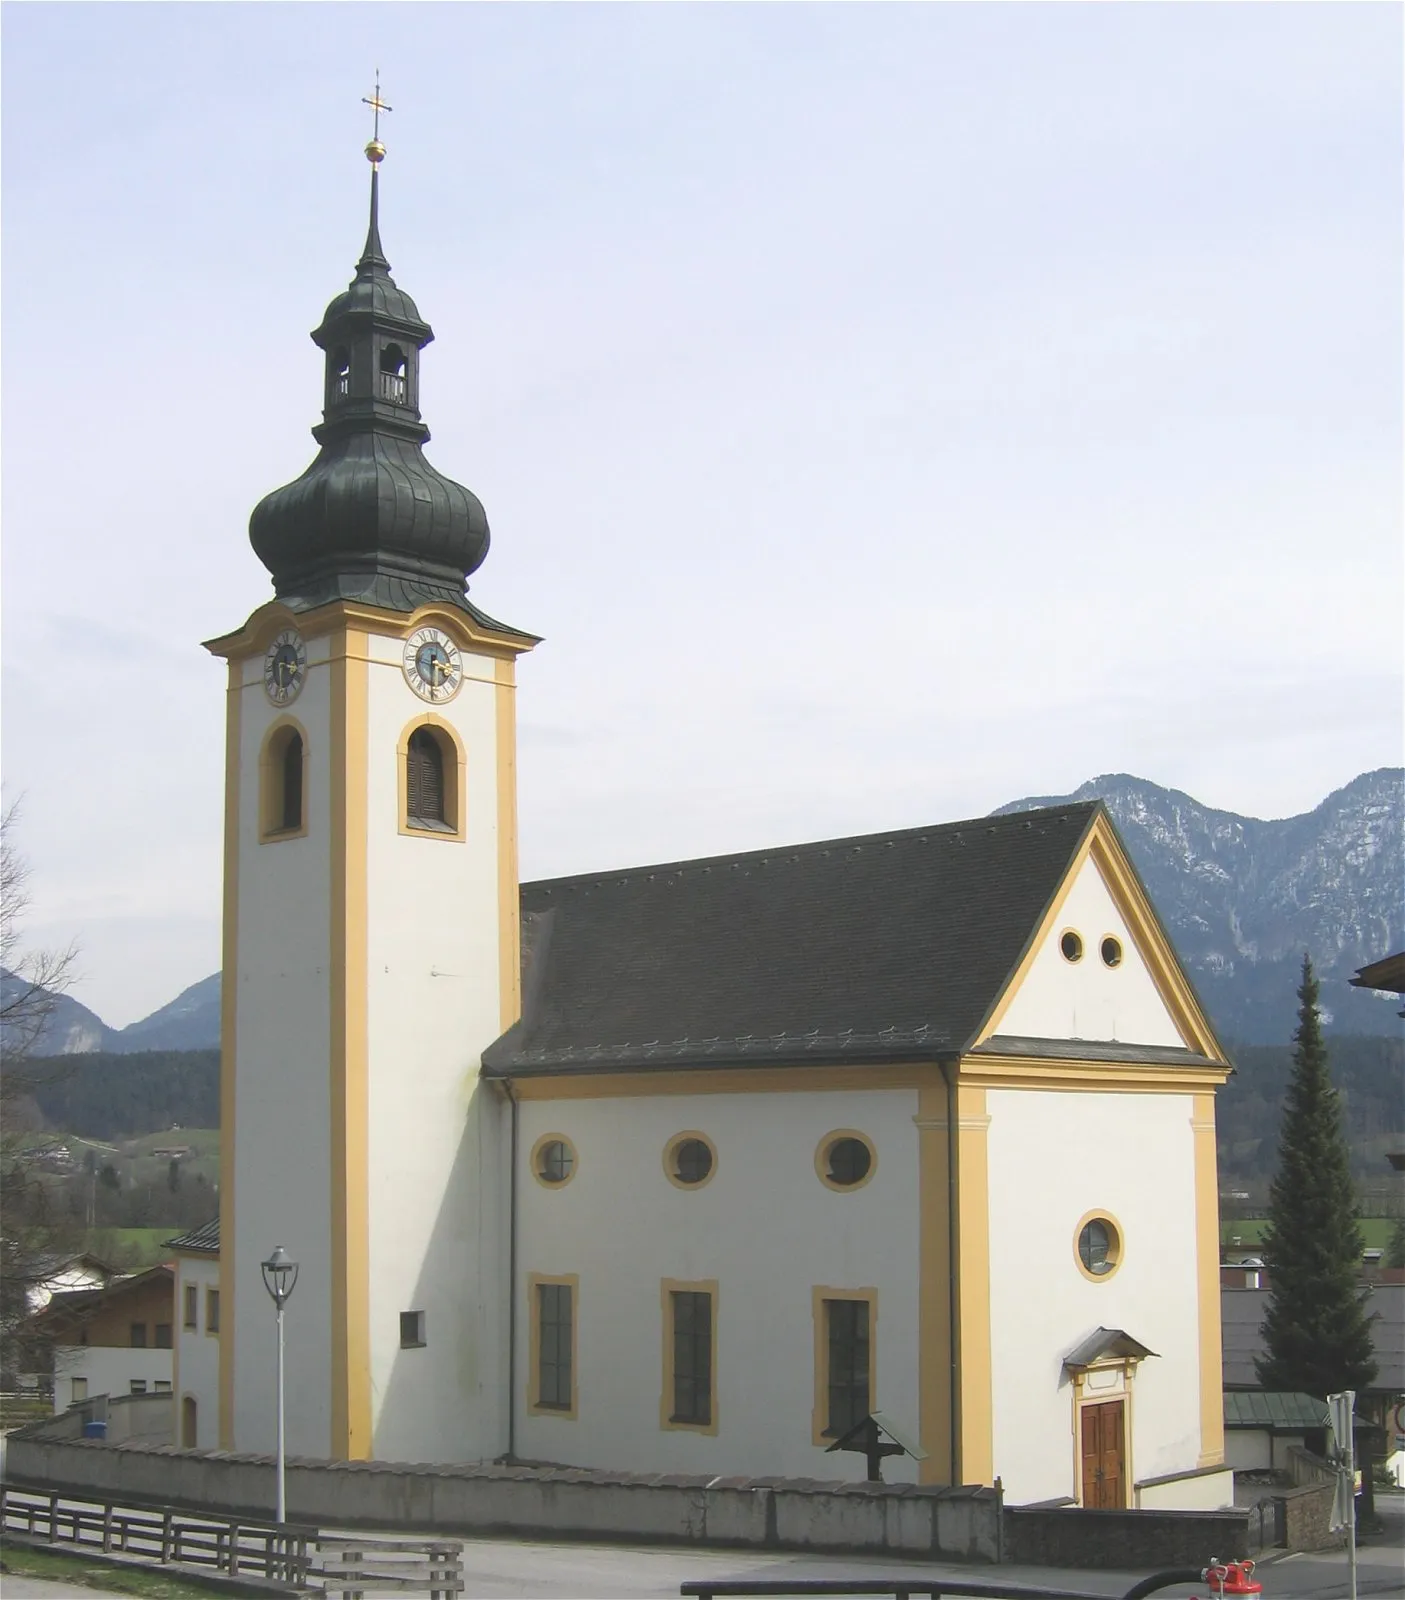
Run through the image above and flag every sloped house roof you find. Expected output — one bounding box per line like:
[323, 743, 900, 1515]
[484, 801, 1220, 1079]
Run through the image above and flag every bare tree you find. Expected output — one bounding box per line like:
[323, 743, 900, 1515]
[1, 799, 81, 1381]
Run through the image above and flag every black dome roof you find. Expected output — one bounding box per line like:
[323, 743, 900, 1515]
[248, 169, 491, 614]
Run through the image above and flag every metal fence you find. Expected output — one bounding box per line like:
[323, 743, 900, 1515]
[0, 1481, 463, 1597]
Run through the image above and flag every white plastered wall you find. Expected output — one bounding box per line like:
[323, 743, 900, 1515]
[52, 1346, 172, 1408]
[229, 641, 334, 1458]
[175, 1254, 221, 1448]
[984, 1088, 1204, 1505]
[515, 1087, 921, 1479]
[362, 635, 507, 1464]
[996, 856, 1185, 1046]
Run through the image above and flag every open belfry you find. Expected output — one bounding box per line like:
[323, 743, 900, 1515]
[203, 92, 1235, 1508]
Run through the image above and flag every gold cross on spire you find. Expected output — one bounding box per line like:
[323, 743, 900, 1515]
[362, 71, 392, 165]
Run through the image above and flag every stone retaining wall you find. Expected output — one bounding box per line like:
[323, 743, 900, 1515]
[1003, 1505, 1252, 1569]
[3, 1436, 1001, 1562]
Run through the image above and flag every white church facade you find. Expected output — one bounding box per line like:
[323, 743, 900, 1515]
[195, 138, 1233, 1512]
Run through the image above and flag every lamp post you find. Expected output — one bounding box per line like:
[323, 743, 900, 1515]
[260, 1246, 299, 1527]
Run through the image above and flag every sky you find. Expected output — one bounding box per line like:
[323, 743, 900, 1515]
[2, 4, 1401, 1028]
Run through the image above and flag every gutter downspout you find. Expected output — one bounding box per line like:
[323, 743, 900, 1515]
[503, 1077, 519, 1465]
[939, 1056, 960, 1488]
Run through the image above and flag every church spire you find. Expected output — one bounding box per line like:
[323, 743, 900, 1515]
[247, 81, 494, 615]
[358, 75, 391, 274]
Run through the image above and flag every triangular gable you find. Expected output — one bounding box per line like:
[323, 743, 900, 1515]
[970, 810, 1225, 1061]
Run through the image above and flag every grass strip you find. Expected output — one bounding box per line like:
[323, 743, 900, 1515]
[0, 1541, 275, 1599]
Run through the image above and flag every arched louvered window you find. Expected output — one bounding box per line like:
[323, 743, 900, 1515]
[406, 727, 448, 830]
[261, 722, 307, 842]
[281, 733, 303, 832]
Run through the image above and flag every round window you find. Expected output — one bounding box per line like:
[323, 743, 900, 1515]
[533, 1137, 576, 1187]
[818, 1133, 875, 1190]
[1060, 929, 1084, 963]
[666, 1135, 716, 1188]
[1075, 1214, 1122, 1280]
[1100, 936, 1123, 968]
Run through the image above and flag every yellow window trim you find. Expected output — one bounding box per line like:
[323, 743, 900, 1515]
[811, 1285, 878, 1449]
[662, 1131, 718, 1190]
[397, 713, 467, 843]
[182, 1283, 198, 1332]
[205, 1286, 221, 1338]
[660, 1279, 719, 1435]
[527, 1272, 579, 1420]
[1072, 1209, 1126, 1284]
[529, 1132, 578, 1190]
[814, 1129, 878, 1192]
[258, 714, 310, 844]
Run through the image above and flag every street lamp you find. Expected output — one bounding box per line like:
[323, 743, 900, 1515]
[260, 1245, 299, 1527]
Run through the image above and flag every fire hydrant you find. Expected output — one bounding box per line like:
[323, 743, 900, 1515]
[1203, 1558, 1262, 1597]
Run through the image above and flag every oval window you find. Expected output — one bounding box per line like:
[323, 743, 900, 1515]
[1076, 1215, 1122, 1280]
[820, 1134, 874, 1190]
[665, 1135, 715, 1188]
[1060, 930, 1084, 963]
[1101, 936, 1123, 968]
[533, 1137, 575, 1187]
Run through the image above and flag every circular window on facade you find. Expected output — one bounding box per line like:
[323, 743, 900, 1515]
[1075, 1213, 1123, 1281]
[664, 1132, 717, 1189]
[1060, 929, 1084, 963]
[1100, 936, 1123, 968]
[532, 1135, 577, 1188]
[816, 1131, 877, 1191]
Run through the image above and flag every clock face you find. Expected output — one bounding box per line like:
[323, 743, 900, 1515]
[263, 630, 307, 706]
[402, 627, 463, 703]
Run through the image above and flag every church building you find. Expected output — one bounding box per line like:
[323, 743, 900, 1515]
[200, 132, 1234, 1512]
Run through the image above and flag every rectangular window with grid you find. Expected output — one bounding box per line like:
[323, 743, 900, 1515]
[130, 1322, 147, 1349]
[824, 1297, 871, 1438]
[669, 1290, 713, 1426]
[536, 1281, 573, 1411]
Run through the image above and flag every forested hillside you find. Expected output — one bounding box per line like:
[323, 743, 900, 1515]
[28, 1050, 218, 1138]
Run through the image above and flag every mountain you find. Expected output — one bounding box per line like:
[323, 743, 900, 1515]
[996, 768, 1404, 1044]
[8, 970, 221, 1057]
[0, 968, 113, 1055]
[112, 973, 221, 1053]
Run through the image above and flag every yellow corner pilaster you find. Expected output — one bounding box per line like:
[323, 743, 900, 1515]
[915, 1076, 956, 1483]
[957, 1082, 994, 1485]
[329, 627, 371, 1459]
[217, 660, 241, 1448]
[495, 656, 522, 1032]
[1193, 1091, 1226, 1466]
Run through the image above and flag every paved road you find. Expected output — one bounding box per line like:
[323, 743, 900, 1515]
[3, 1491, 1399, 1598]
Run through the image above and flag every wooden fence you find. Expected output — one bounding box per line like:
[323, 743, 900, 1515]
[0, 1481, 463, 1596]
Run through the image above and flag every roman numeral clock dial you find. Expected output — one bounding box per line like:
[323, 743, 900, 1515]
[263, 630, 307, 705]
[403, 627, 463, 702]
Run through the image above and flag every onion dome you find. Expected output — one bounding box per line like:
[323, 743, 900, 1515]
[249, 159, 491, 614]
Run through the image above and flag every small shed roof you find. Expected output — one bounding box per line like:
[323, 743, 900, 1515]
[1224, 1391, 1328, 1432]
[1063, 1327, 1157, 1370]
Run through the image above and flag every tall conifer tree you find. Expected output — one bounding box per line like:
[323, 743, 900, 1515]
[1256, 955, 1376, 1396]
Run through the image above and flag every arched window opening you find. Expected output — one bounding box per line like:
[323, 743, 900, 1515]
[406, 727, 449, 831]
[181, 1395, 198, 1449]
[280, 732, 303, 832]
[379, 344, 407, 403]
[330, 346, 351, 400]
[261, 723, 307, 842]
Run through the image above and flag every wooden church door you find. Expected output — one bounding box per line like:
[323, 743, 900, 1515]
[1080, 1399, 1125, 1508]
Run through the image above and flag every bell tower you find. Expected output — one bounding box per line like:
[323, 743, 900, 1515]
[206, 104, 537, 1463]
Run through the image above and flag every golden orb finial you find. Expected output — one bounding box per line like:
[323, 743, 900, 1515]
[361, 71, 392, 165]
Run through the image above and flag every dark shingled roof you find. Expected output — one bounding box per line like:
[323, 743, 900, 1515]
[484, 802, 1105, 1078]
[165, 1217, 219, 1254]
